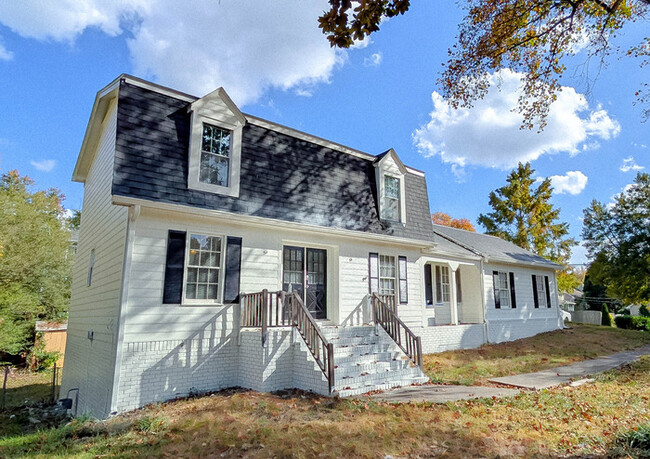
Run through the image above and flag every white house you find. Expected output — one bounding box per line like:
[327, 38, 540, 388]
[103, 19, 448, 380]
[61, 75, 563, 419]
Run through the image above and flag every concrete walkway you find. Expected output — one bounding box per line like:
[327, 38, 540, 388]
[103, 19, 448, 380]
[370, 344, 650, 403]
[371, 384, 520, 403]
[489, 344, 650, 390]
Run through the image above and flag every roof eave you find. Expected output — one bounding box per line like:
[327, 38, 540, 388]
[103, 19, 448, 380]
[72, 76, 122, 183]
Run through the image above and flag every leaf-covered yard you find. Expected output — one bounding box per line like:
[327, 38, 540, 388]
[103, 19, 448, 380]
[1, 324, 649, 458]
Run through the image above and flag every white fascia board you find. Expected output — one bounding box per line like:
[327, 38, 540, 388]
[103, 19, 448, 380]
[485, 256, 562, 270]
[112, 195, 436, 249]
[72, 79, 120, 183]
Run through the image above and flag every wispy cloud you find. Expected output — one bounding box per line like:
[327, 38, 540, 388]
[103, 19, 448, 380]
[0, 41, 13, 60]
[363, 52, 383, 67]
[0, 0, 347, 106]
[30, 159, 56, 172]
[620, 156, 644, 172]
[413, 69, 621, 169]
[549, 171, 588, 195]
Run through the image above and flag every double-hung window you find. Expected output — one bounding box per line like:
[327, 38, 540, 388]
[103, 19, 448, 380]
[382, 175, 400, 221]
[379, 255, 396, 295]
[435, 265, 450, 303]
[369, 253, 409, 304]
[532, 274, 551, 308]
[200, 124, 231, 187]
[184, 233, 223, 302]
[493, 271, 517, 309]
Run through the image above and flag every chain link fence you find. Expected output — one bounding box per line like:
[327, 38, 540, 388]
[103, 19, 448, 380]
[1, 364, 63, 410]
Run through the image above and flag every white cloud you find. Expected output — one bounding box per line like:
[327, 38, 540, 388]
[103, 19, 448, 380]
[363, 52, 382, 67]
[0, 41, 13, 60]
[548, 171, 588, 195]
[413, 69, 621, 169]
[620, 156, 645, 172]
[0, 1, 344, 106]
[30, 159, 56, 172]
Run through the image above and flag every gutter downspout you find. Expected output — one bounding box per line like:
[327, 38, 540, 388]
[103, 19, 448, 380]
[109, 204, 140, 415]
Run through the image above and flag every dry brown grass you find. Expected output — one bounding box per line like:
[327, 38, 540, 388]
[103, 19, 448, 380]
[2, 357, 649, 458]
[424, 322, 650, 385]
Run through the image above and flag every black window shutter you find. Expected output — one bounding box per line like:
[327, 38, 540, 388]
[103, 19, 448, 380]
[424, 264, 433, 305]
[532, 275, 539, 308]
[455, 269, 462, 303]
[544, 276, 552, 308]
[509, 272, 517, 308]
[368, 253, 379, 293]
[398, 256, 408, 304]
[223, 236, 243, 303]
[163, 230, 186, 304]
[492, 271, 500, 309]
[435, 266, 442, 303]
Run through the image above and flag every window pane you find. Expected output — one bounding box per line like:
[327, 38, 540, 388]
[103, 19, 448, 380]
[384, 176, 399, 198]
[383, 197, 399, 221]
[202, 124, 231, 157]
[186, 234, 222, 301]
[200, 152, 230, 186]
[379, 255, 396, 295]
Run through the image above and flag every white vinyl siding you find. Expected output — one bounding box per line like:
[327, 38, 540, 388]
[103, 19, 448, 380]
[60, 102, 128, 419]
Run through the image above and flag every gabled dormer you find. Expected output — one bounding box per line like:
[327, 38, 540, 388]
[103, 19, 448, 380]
[374, 149, 407, 224]
[187, 88, 247, 197]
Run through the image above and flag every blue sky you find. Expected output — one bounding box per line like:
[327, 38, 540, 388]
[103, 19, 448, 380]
[0, 1, 647, 264]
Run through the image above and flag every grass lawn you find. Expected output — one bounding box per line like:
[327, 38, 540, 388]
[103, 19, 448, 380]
[0, 324, 648, 458]
[0, 357, 648, 458]
[424, 322, 650, 385]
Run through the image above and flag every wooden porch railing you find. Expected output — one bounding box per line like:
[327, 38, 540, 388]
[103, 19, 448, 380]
[378, 293, 398, 316]
[371, 293, 423, 369]
[240, 289, 335, 394]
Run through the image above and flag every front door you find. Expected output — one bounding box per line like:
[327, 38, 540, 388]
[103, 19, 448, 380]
[282, 246, 327, 319]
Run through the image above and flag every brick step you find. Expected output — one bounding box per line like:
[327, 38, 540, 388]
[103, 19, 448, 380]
[335, 377, 430, 397]
[334, 360, 415, 378]
[333, 351, 403, 366]
[321, 326, 376, 338]
[329, 335, 385, 346]
[334, 367, 424, 389]
[334, 371, 430, 394]
[333, 342, 398, 357]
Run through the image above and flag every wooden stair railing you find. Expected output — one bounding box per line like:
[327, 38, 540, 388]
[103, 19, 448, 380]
[371, 293, 423, 369]
[240, 289, 335, 394]
[378, 293, 398, 316]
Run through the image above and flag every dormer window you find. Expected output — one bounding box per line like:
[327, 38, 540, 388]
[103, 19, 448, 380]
[382, 175, 400, 221]
[200, 124, 231, 187]
[188, 87, 246, 197]
[375, 149, 407, 224]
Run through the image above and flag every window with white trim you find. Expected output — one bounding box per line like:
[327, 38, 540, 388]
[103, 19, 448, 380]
[435, 265, 450, 303]
[379, 255, 396, 295]
[382, 175, 400, 221]
[199, 124, 231, 187]
[494, 271, 511, 308]
[532, 274, 549, 308]
[184, 233, 224, 303]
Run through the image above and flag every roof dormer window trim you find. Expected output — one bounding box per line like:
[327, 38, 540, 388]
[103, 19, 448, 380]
[375, 149, 407, 225]
[187, 87, 246, 198]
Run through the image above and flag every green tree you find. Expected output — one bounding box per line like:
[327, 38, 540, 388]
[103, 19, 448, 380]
[0, 170, 72, 356]
[582, 172, 650, 304]
[318, 0, 649, 126]
[478, 162, 575, 263]
[601, 303, 612, 327]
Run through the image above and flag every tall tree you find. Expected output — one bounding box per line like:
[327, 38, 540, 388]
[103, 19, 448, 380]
[432, 212, 476, 232]
[0, 171, 72, 355]
[319, 0, 649, 126]
[582, 172, 650, 303]
[478, 162, 574, 262]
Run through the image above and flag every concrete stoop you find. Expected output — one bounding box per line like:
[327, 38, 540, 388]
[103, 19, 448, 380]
[322, 326, 429, 397]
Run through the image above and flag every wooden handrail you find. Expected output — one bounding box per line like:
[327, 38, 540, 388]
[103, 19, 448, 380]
[371, 293, 423, 369]
[240, 289, 335, 393]
[378, 293, 398, 316]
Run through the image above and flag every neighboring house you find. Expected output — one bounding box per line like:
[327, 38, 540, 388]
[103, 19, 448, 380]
[61, 75, 563, 419]
[35, 321, 67, 367]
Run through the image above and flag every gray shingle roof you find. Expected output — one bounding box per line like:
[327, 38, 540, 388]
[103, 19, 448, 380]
[432, 224, 560, 269]
[112, 80, 433, 241]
